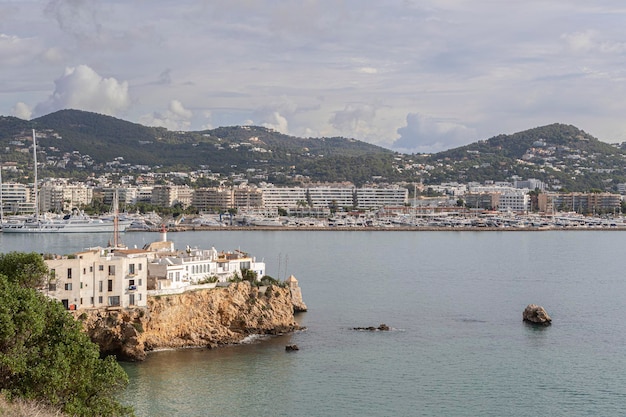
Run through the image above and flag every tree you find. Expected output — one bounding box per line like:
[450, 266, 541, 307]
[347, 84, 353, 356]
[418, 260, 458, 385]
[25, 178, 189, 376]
[0, 252, 49, 289]
[0, 259, 133, 417]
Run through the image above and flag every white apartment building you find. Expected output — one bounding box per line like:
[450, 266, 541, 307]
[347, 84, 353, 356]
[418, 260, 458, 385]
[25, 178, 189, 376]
[101, 187, 138, 205]
[308, 186, 355, 208]
[356, 187, 408, 209]
[0, 182, 31, 214]
[261, 187, 307, 209]
[39, 181, 93, 212]
[144, 232, 266, 290]
[45, 247, 149, 310]
[498, 191, 531, 213]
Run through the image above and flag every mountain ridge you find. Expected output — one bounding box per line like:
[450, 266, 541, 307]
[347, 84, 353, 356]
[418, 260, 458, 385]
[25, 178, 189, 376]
[1, 110, 626, 191]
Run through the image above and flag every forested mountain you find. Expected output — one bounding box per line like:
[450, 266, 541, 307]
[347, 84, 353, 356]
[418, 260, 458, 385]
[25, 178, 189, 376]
[418, 123, 626, 191]
[0, 110, 401, 186]
[1, 110, 626, 191]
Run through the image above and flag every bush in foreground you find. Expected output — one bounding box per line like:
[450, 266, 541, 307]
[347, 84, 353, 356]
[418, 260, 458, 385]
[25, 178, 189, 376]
[0, 267, 133, 416]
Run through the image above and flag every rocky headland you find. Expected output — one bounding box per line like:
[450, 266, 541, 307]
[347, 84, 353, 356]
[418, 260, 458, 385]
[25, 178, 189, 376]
[75, 282, 305, 361]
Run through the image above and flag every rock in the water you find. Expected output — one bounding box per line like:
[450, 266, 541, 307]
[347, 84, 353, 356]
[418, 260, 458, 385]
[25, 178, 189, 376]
[285, 344, 299, 351]
[353, 324, 391, 331]
[523, 304, 552, 325]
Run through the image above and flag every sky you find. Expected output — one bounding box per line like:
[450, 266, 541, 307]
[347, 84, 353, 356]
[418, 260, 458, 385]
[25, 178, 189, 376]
[2, 1, 626, 154]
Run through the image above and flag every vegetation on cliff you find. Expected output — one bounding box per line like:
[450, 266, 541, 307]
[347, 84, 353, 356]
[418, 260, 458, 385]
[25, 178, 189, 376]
[0, 253, 133, 417]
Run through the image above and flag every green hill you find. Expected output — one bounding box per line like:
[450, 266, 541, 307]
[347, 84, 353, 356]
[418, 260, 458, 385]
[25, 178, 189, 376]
[417, 123, 626, 191]
[2, 111, 626, 191]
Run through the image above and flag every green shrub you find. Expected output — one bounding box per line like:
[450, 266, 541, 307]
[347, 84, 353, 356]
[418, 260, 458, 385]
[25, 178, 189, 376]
[0, 274, 133, 417]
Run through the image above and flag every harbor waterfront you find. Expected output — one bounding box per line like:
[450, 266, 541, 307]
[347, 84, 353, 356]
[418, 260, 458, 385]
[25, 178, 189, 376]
[2, 230, 626, 416]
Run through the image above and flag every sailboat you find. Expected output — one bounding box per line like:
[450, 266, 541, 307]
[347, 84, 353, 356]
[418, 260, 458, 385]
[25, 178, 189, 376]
[2, 130, 129, 233]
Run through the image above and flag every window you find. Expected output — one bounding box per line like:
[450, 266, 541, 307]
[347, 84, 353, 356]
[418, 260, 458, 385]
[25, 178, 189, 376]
[129, 279, 135, 286]
[175, 272, 180, 282]
[48, 283, 57, 291]
[108, 296, 120, 307]
[64, 283, 72, 291]
[99, 265, 104, 271]
[90, 297, 94, 305]
[50, 269, 56, 278]
[129, 294, 135, 306]
[138, 279, 142, 286]
[108, 265, 115, 275]
[89, 266, 93, 272]
[98, 296, 103, 304]
[138, 263, 142, 271]
[108, 280, 113, 292]
[99, 281, 103, 292]
[80, 282, 83, 289]
[67, 268, 72, 279]
[129, 264, 135, 275]
[83, 268, 86, 274]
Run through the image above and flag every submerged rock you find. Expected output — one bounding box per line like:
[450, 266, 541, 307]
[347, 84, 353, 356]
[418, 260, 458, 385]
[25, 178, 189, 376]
[285, 344, 299, 351]
[523, 304, 552, 325]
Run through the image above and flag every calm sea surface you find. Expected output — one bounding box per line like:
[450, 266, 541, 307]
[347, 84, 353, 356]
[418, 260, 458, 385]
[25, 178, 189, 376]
[2, 230, 626, 416]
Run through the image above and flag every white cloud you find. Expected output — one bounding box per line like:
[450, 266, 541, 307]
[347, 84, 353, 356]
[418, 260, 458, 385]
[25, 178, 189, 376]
[393, 113, 477, 153]
[139, 99, 194, 131]
[261, 112, 289, 133]
[12, 102, 32, 120]
[329, 104, 377, 135]
[0, 33, 37, 65]
[32, 65, 130, 117]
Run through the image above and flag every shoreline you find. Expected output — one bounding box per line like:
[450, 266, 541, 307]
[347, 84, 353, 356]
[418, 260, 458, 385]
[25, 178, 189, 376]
[128, 225, 626, 232]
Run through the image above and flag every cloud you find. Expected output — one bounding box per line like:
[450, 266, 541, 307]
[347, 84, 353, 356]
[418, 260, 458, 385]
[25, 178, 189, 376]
[44, 0, 102, 42]
[139, 99, 194, 131]
[393, 113, 477, 154]
[0, 33, 38, 66]
[561, 30, 626, 54]
[12, 102, 32, 120]
[250, 98, 297, 134]
[329, 104, 377, 135]
[261, 112, 289, 133]
[32, 65, 130, 117]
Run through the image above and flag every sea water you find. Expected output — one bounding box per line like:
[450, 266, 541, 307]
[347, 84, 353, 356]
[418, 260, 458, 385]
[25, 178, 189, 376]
[2, 230, 626, 416]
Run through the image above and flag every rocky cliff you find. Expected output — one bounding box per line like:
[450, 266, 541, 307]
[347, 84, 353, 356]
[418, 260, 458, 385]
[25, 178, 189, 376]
[76, 282, 303, 361]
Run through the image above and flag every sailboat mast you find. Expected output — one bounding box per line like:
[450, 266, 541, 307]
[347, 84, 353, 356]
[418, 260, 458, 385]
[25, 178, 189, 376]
[32, 129, 39, 221]
[113, 189, 120, 247]
[0, 163, 3, 222]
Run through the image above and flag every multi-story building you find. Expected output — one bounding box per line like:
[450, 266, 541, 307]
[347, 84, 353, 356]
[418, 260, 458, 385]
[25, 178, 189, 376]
[151, 185, 193, 208]
[551, 192, 621, 214]
[356, 187, 408, 209]
[463, 193, 500, 211]
[233, 187, 263, 209]
[39, 180, 93, 212]
[0, 182, 31, 214]
[101, 187, 138, 205]
[261, 186, 307, 209]
[192, 187, 233, 211]
[308, 186, 355, 209]
[498, 190, 530, 213]
[45, 247, 149, 310]
[143, 231, 266, 291]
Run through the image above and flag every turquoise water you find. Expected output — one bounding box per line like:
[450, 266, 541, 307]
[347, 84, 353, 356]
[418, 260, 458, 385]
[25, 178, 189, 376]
[3, 231, 626, 416]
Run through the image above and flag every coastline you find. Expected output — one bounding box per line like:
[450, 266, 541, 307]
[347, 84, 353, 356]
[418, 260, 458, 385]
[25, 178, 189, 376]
[129, 225, 626, 232]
